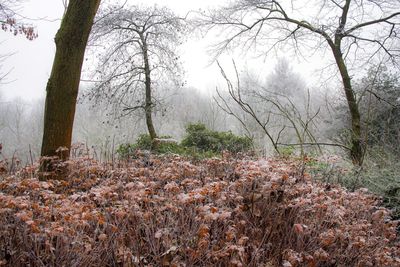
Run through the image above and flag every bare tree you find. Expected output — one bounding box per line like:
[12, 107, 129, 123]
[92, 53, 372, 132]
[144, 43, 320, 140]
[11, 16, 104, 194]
[198, 0, 400, 165]
[215, 60, 328, 156]
[0, 90, 6, 135]
[355, 65, 400, 154]
[0, 97, 43, 163]
[87, 4, 186, 142]
[4, 98, 25, 145]
[265, 57, 305, 97]
[216, 61, 279, 153]
[0, 52, 13, 86]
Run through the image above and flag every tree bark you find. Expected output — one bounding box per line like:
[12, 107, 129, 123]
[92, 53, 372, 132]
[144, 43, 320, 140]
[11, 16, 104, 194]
[140, 33, 158, 141]
[40, 0, 101, 160]
[332, 46, 364, 165]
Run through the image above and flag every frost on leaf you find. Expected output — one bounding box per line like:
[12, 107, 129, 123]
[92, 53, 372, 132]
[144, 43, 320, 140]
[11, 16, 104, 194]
[0, 156, 398, 266]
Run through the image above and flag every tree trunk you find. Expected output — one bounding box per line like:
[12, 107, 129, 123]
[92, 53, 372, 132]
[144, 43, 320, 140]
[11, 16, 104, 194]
[140, 34, 158, 141]
[40, 0, 101, 160]
[332, 47, 364, 165]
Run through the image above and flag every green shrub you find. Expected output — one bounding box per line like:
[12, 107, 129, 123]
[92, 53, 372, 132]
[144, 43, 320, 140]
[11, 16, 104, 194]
[181, 123, 213, 151]
[181, 123, 252, 153]
[217, 131, 253, 154]
[278, 145, 296, 158]
[135, 134, 154, 150]
[117, 124, 252, 159]
[116, 143, 137, 159]
[117, 134, 182, 158]
[117, 134, 153, 159]
[154, 139, 185, 155]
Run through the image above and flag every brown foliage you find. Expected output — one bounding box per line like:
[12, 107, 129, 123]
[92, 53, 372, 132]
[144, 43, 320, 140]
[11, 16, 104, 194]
[0, 155, 399, 266]
[1, 18, 37, 40]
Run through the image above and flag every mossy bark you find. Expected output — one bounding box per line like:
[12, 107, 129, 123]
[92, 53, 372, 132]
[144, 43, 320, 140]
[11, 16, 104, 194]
[40, 0, 101, 161]
[332, 46, 364, 166]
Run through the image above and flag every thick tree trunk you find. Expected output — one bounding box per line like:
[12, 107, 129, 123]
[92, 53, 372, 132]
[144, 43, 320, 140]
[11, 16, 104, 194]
[332, 47, 364, 165]
[140, 34, 158, 141]
[40, 0, 101, 160]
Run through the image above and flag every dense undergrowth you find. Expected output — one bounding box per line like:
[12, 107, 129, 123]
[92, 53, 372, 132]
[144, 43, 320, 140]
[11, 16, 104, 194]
[306, 150, 400, 222]
[0, 154, 399, 266]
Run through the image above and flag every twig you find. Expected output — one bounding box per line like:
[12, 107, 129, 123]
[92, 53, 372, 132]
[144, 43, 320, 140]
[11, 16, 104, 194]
[277, 142, 350, 150]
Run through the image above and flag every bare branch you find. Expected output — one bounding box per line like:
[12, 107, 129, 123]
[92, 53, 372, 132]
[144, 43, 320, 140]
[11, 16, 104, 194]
[345, 12, 400, 35]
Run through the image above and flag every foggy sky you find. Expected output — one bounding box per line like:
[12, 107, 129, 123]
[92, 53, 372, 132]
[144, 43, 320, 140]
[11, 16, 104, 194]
[0, 0, 322, 101]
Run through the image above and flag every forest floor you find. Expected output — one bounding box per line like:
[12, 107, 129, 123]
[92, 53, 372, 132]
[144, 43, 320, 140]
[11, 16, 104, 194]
[0, 154, 399, 266]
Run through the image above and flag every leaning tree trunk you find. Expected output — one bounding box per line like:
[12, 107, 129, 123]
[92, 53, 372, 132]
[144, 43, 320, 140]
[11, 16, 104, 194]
[332, 46, 364, 166]
[41, 0, 101, 161]
[140, 34, 158, 141]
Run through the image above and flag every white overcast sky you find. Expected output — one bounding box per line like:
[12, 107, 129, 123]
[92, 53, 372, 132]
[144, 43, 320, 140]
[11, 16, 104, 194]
[0, 0, 323, 101]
